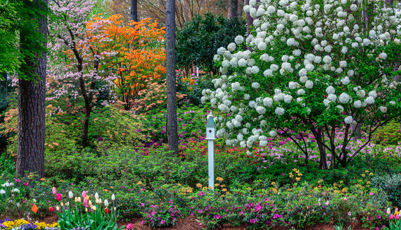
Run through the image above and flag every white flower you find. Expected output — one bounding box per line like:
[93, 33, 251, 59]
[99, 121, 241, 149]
[380, 52, 387, 60]
[368, 91, 377, 98]
[244, 94, 251, 100]
[387, 208, 391, 215]
[249, 0, 256, 6]
[339, 61, 347, 68]
[339, 93, 350, 104]
[326, 86, 335, 94]
[344, 116, 353, 124]
[69, 191, 74, 199]
[353, 100, 362, 108]
[390, 101, 396, 105]
[365, 96, 375, 105]
[327, 94, 337, 102]
[299, 68, 307, 77]
[111, 194, 115, 201]
[289, 81, 297, 89]
[341, 77, 350, 85]
[379, 106, 387, 113]
[0, 189, 5, 195]
[305, 80, 314, 89]
[297, 89, 305, 95]
[323, 99, 331, 107]
[267, 5, 276, 13]
[238, 58, 247, 67]
[323, 55, 332, 64]
[264, 69, 273, 77]
[336, 105, 344, 112]
[256, 106, 266, 114]
[217, 47, 226, 55]
[258, 42, 267, 50]
[11, 188, 20, 193]
[305, 64, 315, 71]
[293, 49, 301, 56]
[269, 130, 277, 137]
[300, 76, 308, 83]
[357, 90, 366, 98]
[246, 151, 252, 156]
[263, 97, 273, 107]
[235, 35, 244, 45]
[275, 107, 285, 116]
[284, 95, 293, 103]
[251, 66, 260, 74]
[227, 43, 236, 52]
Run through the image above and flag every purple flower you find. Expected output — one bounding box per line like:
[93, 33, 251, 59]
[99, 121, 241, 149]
[161, 220, 165, 224]
[250, 219, 256, 223]
[254, 204, 262, 212]
[214, 214, 220, 219]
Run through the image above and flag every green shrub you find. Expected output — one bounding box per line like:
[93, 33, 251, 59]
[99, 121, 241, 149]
[372, 119, 401, 146]
[371, 173, 401, 208]
[176, 13, 246, 74]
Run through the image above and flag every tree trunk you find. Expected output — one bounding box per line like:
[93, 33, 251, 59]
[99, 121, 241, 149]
[17, 0, 48, 178]
[351, 124, 361, 141]
[166, 0, 179, 156]
[131, 0, 138, 22]
[246, 0, 253, 35]
[229, 0, 238, 19]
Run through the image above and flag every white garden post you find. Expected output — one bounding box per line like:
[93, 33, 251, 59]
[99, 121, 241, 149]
[206, 112, 216, 190]
[196, 66, 199, 77]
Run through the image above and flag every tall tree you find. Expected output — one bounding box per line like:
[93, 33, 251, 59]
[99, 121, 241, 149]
[17, 0, 48, 178]
[229, 0, 238, 19]
[131, 0, 138, 22]
[166, 0, 179, 156]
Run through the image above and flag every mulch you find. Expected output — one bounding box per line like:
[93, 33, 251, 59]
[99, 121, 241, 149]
[1, 214, 370, 230]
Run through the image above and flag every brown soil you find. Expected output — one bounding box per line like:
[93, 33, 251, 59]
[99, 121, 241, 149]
[1, 214, 371, 230]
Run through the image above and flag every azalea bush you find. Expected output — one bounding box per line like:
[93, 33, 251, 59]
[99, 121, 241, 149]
[202, 0, 401, 169]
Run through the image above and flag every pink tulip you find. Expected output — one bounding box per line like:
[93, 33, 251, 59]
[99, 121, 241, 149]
[390, 214, 394, 220]
[82, 191, 86, 198]
[396, 215, 399, 220]
[56, 193, 62, 201]
[52, 187, 57, 195]
[83, 197, 87, 205]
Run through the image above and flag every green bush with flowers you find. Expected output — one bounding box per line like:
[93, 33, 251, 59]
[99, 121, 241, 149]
[202, 0, 401, 170]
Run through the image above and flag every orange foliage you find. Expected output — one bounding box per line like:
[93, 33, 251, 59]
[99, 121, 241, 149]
[85, 15, 166, 106]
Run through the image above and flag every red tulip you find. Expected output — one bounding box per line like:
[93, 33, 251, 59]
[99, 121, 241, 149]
[49, 207, 54, 212]
[104, 207, 109, 213]
[56, 193, 62, 201]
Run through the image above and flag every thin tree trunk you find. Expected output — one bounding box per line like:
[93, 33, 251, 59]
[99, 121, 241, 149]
[131, 0, 138, 22]
[166, 0, 179, 156]
[229, 0, 238, 19]
[17, 0, 48, 178]
[246, 0, 252, 35]
[351, 124, 361, 141]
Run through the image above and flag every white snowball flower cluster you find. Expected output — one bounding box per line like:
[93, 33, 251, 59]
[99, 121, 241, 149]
[201, 0, 401, 152]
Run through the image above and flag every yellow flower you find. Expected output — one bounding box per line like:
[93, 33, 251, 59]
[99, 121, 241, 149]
[216, 177, 223, 181]
[365, 170, 369, 173]
[215, 184, 219, 187]
[296, 177, 300, 181]
[222, 188, 227, 192]
[340, 181, 343, 184]
[196, 183, 202, 188]
[369, 173, 374, 176]
[362, 174, 365, 177]
[40, 178, 46, 181]
[271, 182, 276, 185]
[138, 181, 142, 185]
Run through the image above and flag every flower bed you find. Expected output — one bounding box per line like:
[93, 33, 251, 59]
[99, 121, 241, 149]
[0, 219, 58, 230]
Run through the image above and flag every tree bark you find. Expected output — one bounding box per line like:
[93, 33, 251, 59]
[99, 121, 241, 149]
[166, 0, 179, 156]
[246, 0, 252, 35]
[229, 0, 238, 19]
[131, 0, 138, 22]
[351, 124, 361, 141]
[17, 0, 48, 178]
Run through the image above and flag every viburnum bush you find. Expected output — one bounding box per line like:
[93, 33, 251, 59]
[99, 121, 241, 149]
[202, 0, 401, 169]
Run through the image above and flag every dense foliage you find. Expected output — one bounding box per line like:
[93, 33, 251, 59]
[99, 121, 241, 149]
[176, 13, 246, 74]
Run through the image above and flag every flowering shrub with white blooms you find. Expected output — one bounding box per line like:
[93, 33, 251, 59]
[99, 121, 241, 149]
[202, 0, 401, 168]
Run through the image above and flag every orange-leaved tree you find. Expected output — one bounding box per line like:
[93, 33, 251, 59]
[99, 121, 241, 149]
[87, 15, 166, 109]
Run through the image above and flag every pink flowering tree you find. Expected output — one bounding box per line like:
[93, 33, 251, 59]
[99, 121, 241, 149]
[47, 0, 117, 147]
